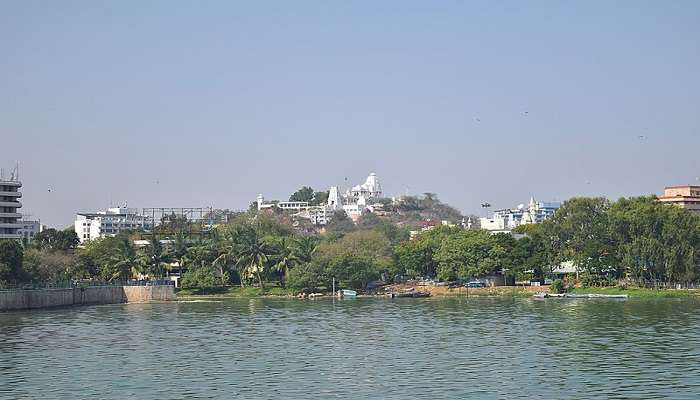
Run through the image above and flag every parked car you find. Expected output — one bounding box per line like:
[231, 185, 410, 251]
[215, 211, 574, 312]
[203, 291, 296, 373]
[465, 281, 485, 288]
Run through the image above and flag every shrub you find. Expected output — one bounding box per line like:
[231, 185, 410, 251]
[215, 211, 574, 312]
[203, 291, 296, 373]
[550, 279, 566, 294]
[181, 266, 217, 290]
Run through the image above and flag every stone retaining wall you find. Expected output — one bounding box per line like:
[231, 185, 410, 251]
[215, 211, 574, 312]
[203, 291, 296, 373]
[0, 285, 175, 311]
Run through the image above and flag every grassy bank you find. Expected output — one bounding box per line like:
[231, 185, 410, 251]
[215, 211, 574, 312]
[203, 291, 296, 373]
[176, 286, 294, 298]
[568, 287, 699, 298]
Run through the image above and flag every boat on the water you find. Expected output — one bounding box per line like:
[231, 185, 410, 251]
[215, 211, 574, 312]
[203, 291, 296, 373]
[534, 292, 628, 299]
[340, 289, 357, 297]
[390, 291, 431, 298]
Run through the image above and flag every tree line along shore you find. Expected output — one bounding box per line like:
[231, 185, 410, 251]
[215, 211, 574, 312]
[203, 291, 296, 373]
[1, 195, 699, 298]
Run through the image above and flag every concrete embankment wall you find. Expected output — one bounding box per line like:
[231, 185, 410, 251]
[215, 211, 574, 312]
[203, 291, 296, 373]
[123, 285, 176, 303]
[0, 285, 175, 311]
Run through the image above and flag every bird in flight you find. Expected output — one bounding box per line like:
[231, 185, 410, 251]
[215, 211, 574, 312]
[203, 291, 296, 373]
[473, 117, 481, 123]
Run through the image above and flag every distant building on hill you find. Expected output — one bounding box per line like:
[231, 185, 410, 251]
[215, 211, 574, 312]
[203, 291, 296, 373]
[657, 185, 700, 214]
[256, 172, 385, 224]
[480, 197, 560, 233]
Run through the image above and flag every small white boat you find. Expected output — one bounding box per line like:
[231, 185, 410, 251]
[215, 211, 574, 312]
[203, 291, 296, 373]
[340, 289, 357, 297]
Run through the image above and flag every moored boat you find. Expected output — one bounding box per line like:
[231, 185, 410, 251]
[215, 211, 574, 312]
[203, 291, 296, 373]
[390, 291, 431, 298]
[340, 289, 357, 297]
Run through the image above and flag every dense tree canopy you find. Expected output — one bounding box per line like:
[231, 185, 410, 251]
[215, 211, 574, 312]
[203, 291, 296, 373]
[289, 186, 315, 203]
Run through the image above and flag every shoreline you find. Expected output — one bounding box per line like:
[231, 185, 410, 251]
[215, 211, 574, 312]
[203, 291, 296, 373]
[175, 286, 700, 300]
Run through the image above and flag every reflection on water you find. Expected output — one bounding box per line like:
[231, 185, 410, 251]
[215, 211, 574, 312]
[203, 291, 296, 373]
[1, 297, 700, 399]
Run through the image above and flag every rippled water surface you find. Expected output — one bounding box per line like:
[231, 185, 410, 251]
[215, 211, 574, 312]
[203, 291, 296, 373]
[2, 297, 700, 399]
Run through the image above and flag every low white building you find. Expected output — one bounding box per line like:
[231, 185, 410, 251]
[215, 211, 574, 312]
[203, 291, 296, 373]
[479, 217, 510, 234]
[256, 194, 310, 212]
[75, 206, 153, 243]
[481, 197, 560, 233]
[17, 219, 43, 243]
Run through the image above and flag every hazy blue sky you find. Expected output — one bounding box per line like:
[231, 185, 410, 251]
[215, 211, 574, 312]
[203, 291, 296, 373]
[2, 1, 699, 227]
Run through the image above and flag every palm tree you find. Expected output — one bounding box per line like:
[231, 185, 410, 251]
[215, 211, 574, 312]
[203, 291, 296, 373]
[292, 235, 318, 264]
[185, 234, 219, 272]
[108, 237, 139, 282]
[235, 227, 274, 289]
[139, 236, 173, 279]
[271, 236, 294, 287]
[171, 233, 190, 274]
[213, 226, 242, 286]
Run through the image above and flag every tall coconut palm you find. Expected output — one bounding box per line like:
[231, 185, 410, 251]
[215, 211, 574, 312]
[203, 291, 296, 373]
[108, 236, 139, 282]
[171, 233, 190, 274]
[271, 236, 295, 287]
[213, 226, 243, 286]
[292, 235, 318, 264]
[235, 227, 274, 289]
[139, 236, 173, 279]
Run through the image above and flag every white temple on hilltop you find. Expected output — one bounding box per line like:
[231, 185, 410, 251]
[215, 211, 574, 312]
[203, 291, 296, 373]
[349, 173, 383, 199]
[334, 172, 383, 220]
[255, 172, 386, 225]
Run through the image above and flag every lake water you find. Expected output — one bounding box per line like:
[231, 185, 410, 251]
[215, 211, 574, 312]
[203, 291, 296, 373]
[1, 297, 700, 399]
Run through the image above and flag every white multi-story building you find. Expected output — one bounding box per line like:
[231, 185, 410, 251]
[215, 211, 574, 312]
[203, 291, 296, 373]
[0, 168, 22, 240]
[75, 206, 153, 243]
[17, 219, 43, 243]
[480, 197, 560, 233]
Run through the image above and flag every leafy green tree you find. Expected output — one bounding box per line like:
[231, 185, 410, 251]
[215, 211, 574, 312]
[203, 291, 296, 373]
[289, 186, 315, 203]
[483, 233, 518, 279]
[33, 228, 78, 251]
[357, 213, 382, 229]
[395, 225, 460, 278]
[543, 197, 616, 284]
[373, 222, 410, 246]
[22, 248, 77, 281]
[327, 255, 380, 290]
[252, 212, 294, 237]
[72, 253, 100, 279]
[314, 230, 394, 285]
[286, 261, 327, 292]
[0, 241, 25, 284]
[311, 191, 329, 206]
[394, 239, 434, 278]
[434, 229, 492, 281]
[181, 265, 217, 290]
[326, 210, 355, 234]
[607, 196, 700, 285]
[316, 230, 394, 273]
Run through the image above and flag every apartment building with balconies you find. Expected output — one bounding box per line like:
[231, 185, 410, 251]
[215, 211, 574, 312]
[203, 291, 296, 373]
[0, 173, 22, 240]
